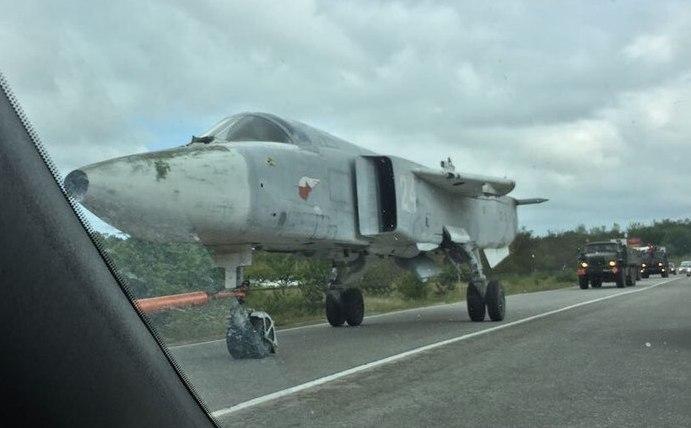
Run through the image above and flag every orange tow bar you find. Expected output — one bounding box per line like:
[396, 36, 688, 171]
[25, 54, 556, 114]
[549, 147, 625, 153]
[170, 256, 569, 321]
[135, 290, 244, 314]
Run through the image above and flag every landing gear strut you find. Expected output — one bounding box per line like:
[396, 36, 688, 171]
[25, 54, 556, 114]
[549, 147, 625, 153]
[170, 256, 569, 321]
[447, 241, 506, 322]
[325, 265, 365, 327]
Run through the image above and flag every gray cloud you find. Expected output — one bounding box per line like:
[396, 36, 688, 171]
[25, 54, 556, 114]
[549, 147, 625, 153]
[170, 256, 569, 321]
[1, 0, 690, 234]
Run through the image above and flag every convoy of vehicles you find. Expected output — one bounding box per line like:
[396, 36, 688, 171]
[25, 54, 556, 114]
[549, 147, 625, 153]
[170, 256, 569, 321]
[576, 240, 684, 289]
[577, 240, 641, 289]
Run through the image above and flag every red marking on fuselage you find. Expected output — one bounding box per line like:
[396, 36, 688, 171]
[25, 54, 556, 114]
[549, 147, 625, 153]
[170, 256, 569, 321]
[297, 177, 320, 200]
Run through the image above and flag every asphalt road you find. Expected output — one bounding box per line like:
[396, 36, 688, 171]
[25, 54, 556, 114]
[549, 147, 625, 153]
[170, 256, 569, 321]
[170, 276, 690, 427]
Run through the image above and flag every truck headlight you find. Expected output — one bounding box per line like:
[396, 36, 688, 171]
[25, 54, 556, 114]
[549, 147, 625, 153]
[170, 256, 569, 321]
[642, 263, 646, 268]
[608, 261, 616, 267]
[658, 262, 663, 266]
[580, 262, 588, 268]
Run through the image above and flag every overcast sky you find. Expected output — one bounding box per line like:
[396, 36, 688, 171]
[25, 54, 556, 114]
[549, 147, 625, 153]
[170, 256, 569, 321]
[2, 1, 690, 235]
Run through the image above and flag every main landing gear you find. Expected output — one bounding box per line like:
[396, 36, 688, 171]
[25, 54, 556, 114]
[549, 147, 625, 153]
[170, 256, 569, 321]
[325, 265, 365, 327]
[322, 240, 506, 326]
[325, 288, 364, 327]
[447, 242, 506, 322]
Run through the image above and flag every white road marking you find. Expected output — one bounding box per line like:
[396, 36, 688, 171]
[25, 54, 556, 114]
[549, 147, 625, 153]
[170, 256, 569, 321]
[210, 277, 679, 419]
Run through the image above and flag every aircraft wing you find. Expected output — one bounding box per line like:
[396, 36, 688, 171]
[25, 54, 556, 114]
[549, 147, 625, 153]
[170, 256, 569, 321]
[413, 168, 516, 197]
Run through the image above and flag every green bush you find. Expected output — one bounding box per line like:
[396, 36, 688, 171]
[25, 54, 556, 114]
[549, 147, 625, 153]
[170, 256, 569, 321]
[554, 270, 576, 283]
[97, 234, 220, 298]
[396, 271, 427, 300]
[295, 259, 331, 313]
[360, 259, 400, 296]
[262, 288, 303, 315]
[432, 264, 459, 295]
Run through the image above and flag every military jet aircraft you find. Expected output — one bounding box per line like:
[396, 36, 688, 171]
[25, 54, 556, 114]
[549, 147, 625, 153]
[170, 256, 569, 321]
[64, 112, 545, 342]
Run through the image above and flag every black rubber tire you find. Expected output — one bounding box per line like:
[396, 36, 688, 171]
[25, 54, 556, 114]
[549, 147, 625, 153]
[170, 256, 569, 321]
[625, 268, 634, 286]
[485, 280, 506, 322]
[636, 270, 641, 281]
[342, 288, 364, 326]
[325, 289, 345, 327]
[642, 272, 649, 279]
[578, 276, 589, 289]
[615, 270, 625, 288]
[591, 278, 602, 288]
[661, 271, 669, 278]
[466, 282, 486, 322]
[629, 270, 636, 287]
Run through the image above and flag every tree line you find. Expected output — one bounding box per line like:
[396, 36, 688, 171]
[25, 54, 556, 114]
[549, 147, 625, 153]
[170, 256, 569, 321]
[95, 218, 691, 300]
[496, 218, 691, 275]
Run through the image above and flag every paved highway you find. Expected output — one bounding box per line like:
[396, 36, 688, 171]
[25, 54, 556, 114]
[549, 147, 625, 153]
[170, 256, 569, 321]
[170, 276, 690, 427]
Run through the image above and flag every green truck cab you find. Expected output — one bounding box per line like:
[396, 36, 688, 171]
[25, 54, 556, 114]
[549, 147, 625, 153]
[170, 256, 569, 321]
[577, 240, 641, 289]
[639, 245, 669, 278]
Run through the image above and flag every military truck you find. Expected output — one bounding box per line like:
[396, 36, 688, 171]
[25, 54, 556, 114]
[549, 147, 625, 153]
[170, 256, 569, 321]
[638, 245, 669, 278]
[577, 240, 641, 289]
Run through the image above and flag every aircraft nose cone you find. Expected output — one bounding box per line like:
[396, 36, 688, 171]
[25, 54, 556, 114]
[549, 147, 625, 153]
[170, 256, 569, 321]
[63, 169, 89, 201]
[67, 145, 251, 243]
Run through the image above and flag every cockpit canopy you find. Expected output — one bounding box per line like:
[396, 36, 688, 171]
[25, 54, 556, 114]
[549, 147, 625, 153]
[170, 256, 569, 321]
[200, 113, 293, 144]
[192, 112, 373, 155]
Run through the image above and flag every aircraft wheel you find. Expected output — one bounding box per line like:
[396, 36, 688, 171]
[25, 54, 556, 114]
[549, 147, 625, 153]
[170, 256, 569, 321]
[578, 276, 589, 289]
[342, 288, 364, 326]
[485, 280, 506, 321]
[466, 282, 486, 322]
[325, 289, 345, 327]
